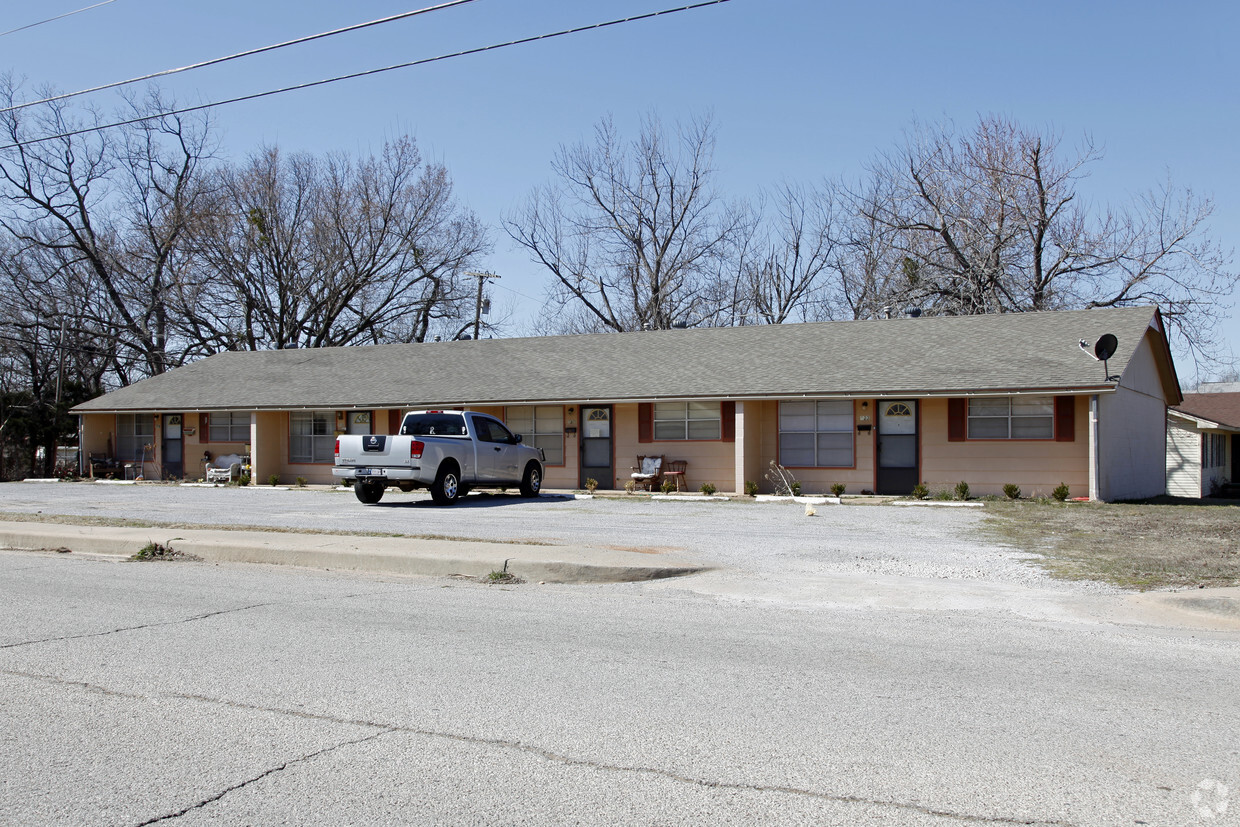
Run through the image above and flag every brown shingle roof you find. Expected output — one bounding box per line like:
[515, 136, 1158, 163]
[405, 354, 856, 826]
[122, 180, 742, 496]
[1174, 393, 1240, 429]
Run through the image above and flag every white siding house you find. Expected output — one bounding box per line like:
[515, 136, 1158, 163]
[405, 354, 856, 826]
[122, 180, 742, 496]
[1166, 404, 1239, 499]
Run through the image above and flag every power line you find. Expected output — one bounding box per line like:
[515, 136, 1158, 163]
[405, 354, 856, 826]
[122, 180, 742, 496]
[0, 0, 119, 39]
[1, 0, 479, 114]
[0, 0, 734, 152]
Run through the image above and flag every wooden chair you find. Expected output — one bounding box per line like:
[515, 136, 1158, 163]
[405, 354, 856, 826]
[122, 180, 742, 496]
[663, 460, 688, 492]
[630, 455, 664, 491]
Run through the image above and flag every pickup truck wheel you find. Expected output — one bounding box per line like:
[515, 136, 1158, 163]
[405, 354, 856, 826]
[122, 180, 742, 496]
[354, 480, 384, 504]
[430, 465, 460, 505]
[520, 463, 542, 498]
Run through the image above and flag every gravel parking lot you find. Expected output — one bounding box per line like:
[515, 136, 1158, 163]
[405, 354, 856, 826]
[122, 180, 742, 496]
[0, 481, 1099, 604]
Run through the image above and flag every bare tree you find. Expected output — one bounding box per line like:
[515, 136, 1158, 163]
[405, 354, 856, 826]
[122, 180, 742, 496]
[183, 138, 489, 349]
[854, 115, 1235, 361]
[0, 78, 215, 378]
[733, 182, 841, 325]
[505, 114, 748, 332]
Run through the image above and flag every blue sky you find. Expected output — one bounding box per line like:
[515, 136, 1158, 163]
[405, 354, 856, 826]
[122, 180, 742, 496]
[4, 0, 1237, 380]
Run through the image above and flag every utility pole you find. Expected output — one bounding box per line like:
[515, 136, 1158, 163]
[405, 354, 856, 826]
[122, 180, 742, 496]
[466, 271, 499, 340]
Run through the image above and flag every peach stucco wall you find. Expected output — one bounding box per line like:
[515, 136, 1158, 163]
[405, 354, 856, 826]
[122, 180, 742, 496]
[919, 396, 1090, 498]
[78, 394, 1096, 496]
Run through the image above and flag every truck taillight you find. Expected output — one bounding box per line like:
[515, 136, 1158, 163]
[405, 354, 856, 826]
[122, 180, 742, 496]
[334, 438, 340, 459]
[410, 440, 424, 459]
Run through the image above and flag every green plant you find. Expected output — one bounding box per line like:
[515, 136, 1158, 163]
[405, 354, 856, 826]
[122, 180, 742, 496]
[485, 569, 524, 585]
[268, 473, 281, 486]
[932, 488, 953, 501]
[1003, 483, 1021, 500]
[954, 480, 970, 500]
[700, 482, 717, 496]
[830, 483, 846, 497]
[744, 480, 759, 496]
[660, 478, 676, 494]
[237, 473, 251, 487]
[624, 479, 637, 493]
[584, 477, 598, 494]
[911, 482, 929, 500]
[790, 481, 802, 496]
[1052, 482, 1071, 502]
[295, 476, 307, 487]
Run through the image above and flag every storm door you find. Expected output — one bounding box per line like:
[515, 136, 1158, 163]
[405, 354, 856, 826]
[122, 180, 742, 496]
[162, 414, 183, 479]
[579, 406, 613, 489]
[876, 400, 918, 495]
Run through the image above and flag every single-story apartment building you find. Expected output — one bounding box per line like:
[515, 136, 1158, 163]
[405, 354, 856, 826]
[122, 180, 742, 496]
[1166, 392, 1240, 498]
[71, 305, 1181, 501]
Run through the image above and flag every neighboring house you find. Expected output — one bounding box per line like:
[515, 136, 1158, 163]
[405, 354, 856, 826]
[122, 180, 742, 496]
[1167, 393, 1240, 498]
[70, 306, 1181, 501]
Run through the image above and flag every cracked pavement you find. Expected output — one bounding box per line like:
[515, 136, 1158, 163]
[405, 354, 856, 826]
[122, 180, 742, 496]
[3, 543, 1239, 826]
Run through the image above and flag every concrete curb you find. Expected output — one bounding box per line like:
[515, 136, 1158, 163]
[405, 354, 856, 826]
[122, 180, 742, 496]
[890, 500, 986, 508]
[0, 520, 707, 585]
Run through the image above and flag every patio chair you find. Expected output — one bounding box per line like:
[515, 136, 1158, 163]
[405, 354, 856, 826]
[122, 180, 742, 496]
[88, 452, 118, 477]
[663, 460, 688, 492]
[630, 455, 664, 491]
[206, 453, 243, 483]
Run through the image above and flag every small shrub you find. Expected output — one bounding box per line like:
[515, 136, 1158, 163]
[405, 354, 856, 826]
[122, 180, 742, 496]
[295, 476, 307, 487]
[237, 473, 251, 487]
[584, 477, 598, 494]
[830, 483, 846, 497]
[660, 478, 676, 494]
[932, 488, 953, 501]
[790, 481, 802, 496]
[700, 482, 717, 496]
[1002, 483, 1021, 500]
[954, 480, 970, 501]
[744, 480, 759, 496]
[624, 479, 637, 493]
[130, 541, 199, 562]
[268, 473, 281, 486]
[485, 570, 525, 585]
[911, 482, 929, 500]
[1052, 482, 1070, 502]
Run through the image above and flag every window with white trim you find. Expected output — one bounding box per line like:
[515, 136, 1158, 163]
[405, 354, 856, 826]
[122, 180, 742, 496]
[290, 411, 334, 463]
[1204, 433, 1226, 469]
[116, 414, 154, 462]
[967, 396, 1054, 439]
[209, 411, 250, 442]
[505, 406, 564, 465]
[654, 401, 720, 441]
[779, 400, 854, 467]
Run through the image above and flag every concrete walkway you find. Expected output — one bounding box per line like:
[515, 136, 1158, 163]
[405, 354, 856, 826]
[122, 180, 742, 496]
[0, 519, 707, 584]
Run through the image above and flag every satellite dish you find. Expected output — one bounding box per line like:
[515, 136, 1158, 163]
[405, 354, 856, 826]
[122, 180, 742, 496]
[1078, 333, 1120, 382]
[1094, 333, 1117, 362]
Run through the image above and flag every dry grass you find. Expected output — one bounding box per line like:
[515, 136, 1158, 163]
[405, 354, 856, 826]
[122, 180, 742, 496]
[983, 499, 1240, 590]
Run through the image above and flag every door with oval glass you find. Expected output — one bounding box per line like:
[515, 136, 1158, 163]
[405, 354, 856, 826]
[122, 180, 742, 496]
[579, 406, 613, 489]
[162, 414, 183, 479]
[876, 400, 918, 495]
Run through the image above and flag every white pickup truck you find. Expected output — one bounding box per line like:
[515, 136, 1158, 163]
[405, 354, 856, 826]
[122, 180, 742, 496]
[332, 410, 544, 505]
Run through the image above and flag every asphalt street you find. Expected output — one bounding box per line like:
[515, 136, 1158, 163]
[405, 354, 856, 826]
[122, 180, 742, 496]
[1, 482, 1238, 825]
